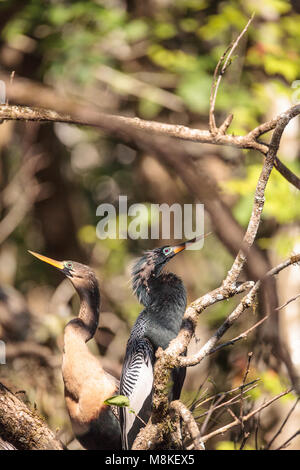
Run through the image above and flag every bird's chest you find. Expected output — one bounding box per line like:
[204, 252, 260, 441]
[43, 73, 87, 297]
[62, 354, 117, 425]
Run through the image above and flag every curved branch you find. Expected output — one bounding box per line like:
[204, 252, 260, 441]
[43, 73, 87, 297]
[224, 105, 300, 286]
[0, 103, 299, 189]
[170, 400, 204, 450]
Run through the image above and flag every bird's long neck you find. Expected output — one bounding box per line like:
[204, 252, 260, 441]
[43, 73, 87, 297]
[148, 272, 186, 328]
[133, 271, 187, 351]
[132, 255, 186, 325]
[77, 285, 100, 342]
[64, 280, 100, 345]
[62, 281, 102, 398]
[132, 254, 164, 307]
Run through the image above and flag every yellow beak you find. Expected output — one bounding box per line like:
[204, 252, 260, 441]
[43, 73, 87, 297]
[173, 232, 212, 253]
[28, 251, 64, 270]
[173, 245, 186, 254]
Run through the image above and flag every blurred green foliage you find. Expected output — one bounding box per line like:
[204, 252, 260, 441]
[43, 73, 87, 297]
[222, 162, 300, 224]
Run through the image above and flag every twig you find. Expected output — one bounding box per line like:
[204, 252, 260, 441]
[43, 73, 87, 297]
[276, 293, 300, 311]
[199, 388, 293, 444]
[178, 254, 300, 368]
[239, 432, 250, 450]
[200, 395, 224, 436]
[209, 316, 268, 355]
[275, 430, 300, 450]
[192, 379, 259, 411]
[209, 15, 254, 134]
[239, 352, 253, 433]
[265, 398, 299, 450]
[254, 413, 260, 450]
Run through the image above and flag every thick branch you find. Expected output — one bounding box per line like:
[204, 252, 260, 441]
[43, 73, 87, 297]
[0, 382, 64, 450]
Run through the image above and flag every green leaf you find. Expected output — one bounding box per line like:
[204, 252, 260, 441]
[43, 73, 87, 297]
[104, 395, 130, 407]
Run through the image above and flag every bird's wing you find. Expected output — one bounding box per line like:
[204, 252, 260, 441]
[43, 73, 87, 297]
[120, 337, 154, 449]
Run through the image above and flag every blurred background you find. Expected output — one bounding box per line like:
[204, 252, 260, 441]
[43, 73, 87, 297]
[0, 0, 299, 450]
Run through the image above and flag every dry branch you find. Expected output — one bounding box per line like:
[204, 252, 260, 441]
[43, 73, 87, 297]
[224, 104, 300, 286]
[0, 382, 64, 450]
[209, 15, 254, 134]
[170, 400, 204, 450]
[265, 398, 299, 450]
[0, 99, 299, 189]
[199, 388, 293, 444]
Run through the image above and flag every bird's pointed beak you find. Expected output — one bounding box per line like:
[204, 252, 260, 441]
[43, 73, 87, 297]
[173, 232, 211, 254]
[28, 250, 64, 270]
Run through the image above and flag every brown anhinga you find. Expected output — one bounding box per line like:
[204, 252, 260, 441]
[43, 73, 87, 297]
[29, 251, 121, 450]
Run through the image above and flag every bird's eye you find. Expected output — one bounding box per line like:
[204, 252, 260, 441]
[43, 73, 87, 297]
[65, 261, 73, 270]
[163, 247, 172, 256]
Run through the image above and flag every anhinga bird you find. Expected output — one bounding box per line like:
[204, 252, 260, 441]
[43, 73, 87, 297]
[120, 237, 199, 449]
[29, 251, 121, 450]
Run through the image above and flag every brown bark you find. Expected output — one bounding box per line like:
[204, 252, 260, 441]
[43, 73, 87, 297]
[0, 382, 64, 450]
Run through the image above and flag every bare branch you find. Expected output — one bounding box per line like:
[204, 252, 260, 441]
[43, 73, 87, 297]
[209, 14, 254, 134]
[193, 379, 259, 412]
[178, 284, 259, 368]
[195, 383, 258, 421]
[178, 254, 300, 368]
[0, 382, 64, 450]
[274, 429, 300, 450]
[170, 401, 204, 450]
[0, 102, 299, 189]
[200, 388, 293, 444]
[209, 315, 269, 354]
[276, 293, 300, 311]
[224, 105, 300, 286]
[239, 352, 253, 433]
[265, 398, 299, 450]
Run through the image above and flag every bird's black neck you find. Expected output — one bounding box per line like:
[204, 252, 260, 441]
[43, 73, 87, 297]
[132, 253, 187, 348]
[147, 272, 186, 345]
[132, 253, 165, 307]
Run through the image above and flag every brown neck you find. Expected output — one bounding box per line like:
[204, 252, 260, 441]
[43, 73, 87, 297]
[65, 280, 101, 343]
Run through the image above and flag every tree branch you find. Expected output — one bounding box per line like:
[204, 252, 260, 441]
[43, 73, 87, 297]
[170, 400, 204, 450]
[0, 101, 299, 189]
[209, 14, 254, 134]
[0, 382, 64, 450]
[199, 388, 293, 444]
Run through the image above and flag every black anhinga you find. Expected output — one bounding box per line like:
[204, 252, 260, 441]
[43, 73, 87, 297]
[120, 237, 199, 449]
[29, 251, 121, 450]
